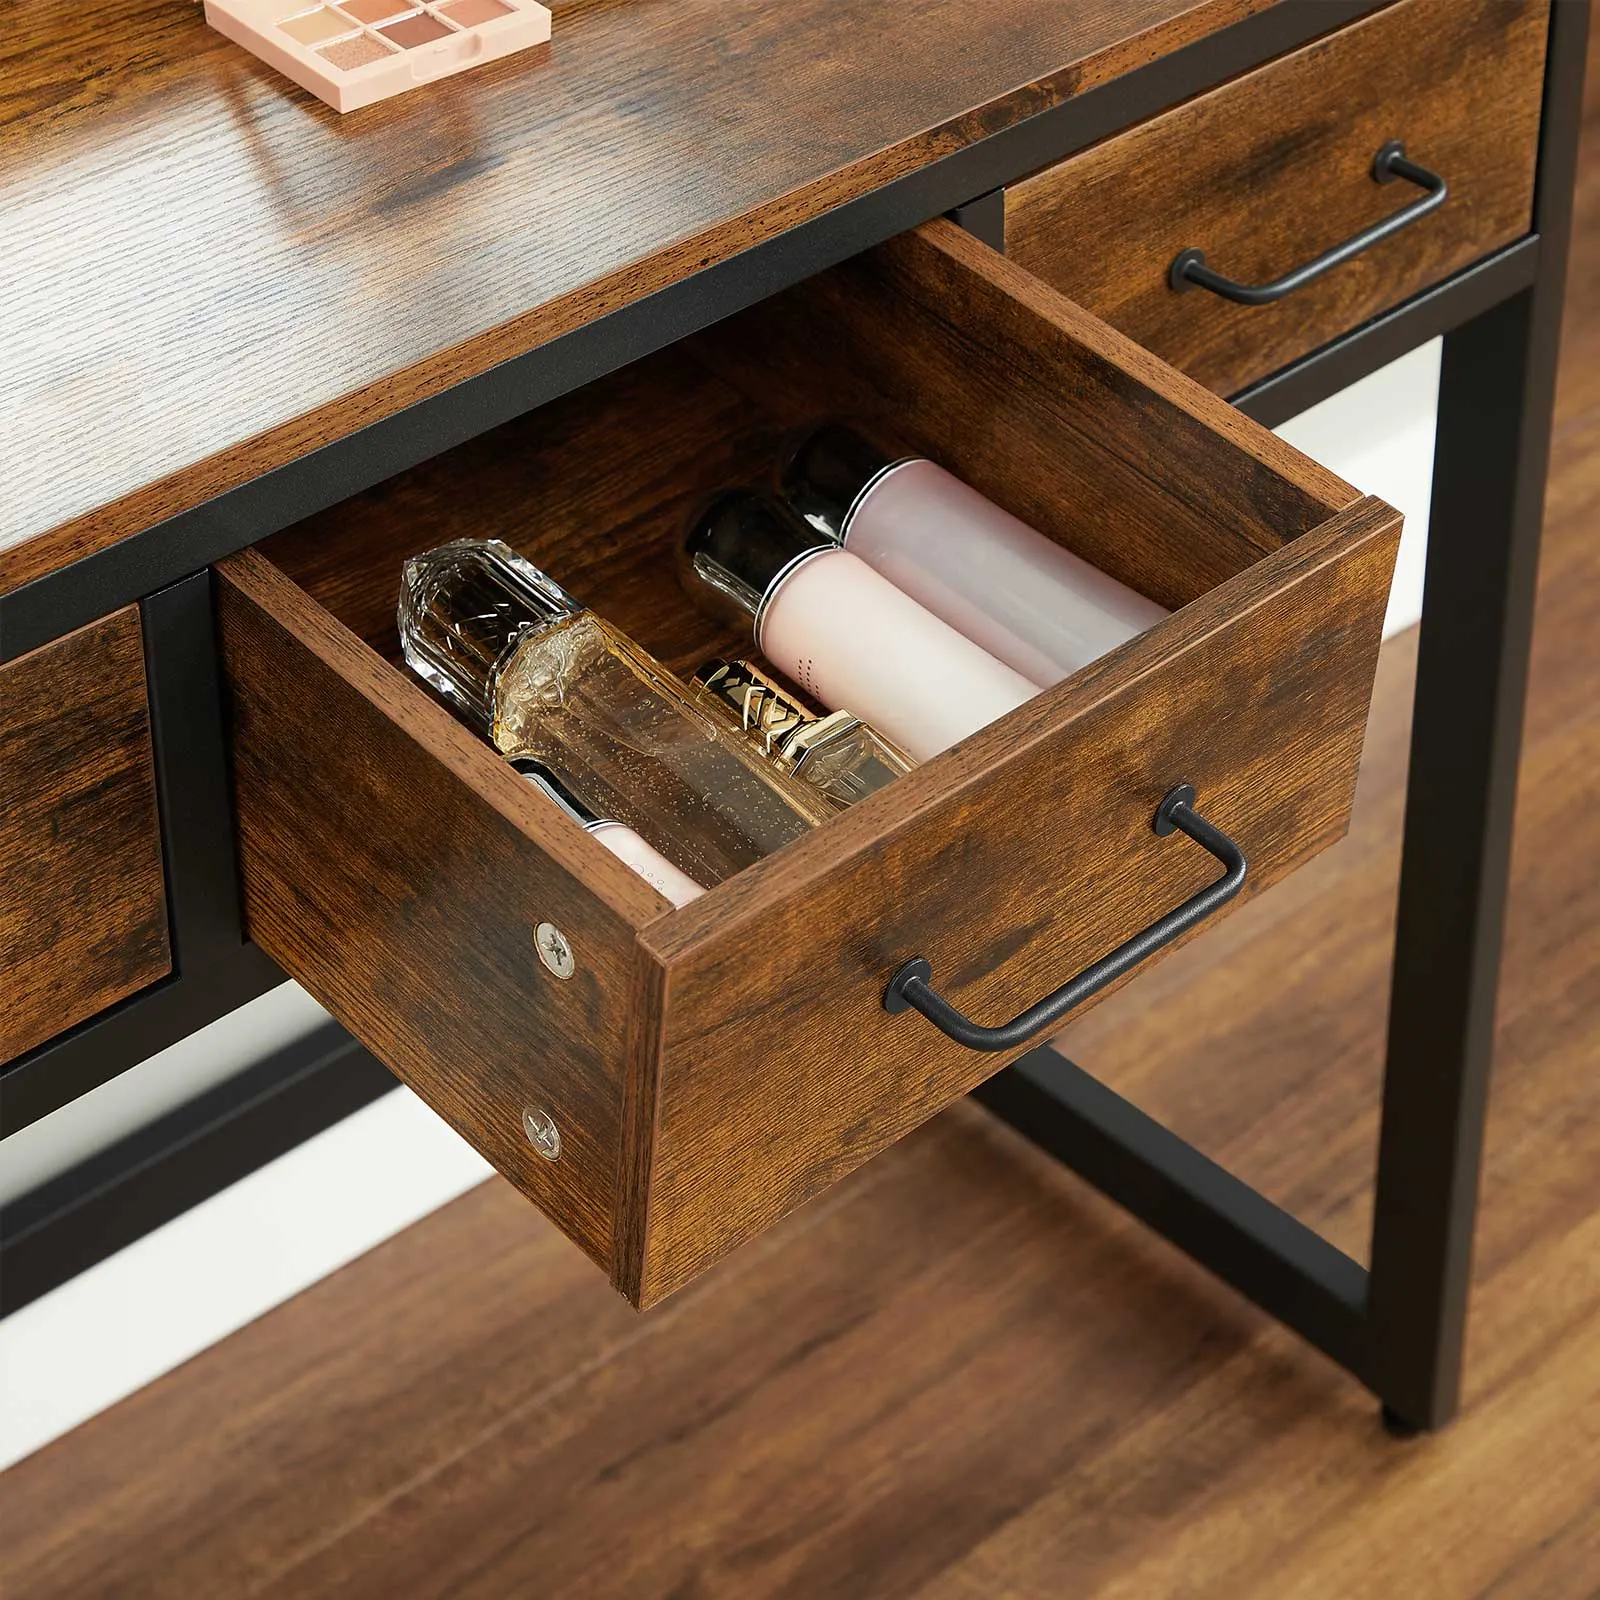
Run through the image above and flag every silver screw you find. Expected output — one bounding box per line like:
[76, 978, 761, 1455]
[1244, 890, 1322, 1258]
[533, 921, 575, 980]
[522, 1107, 561, 1161]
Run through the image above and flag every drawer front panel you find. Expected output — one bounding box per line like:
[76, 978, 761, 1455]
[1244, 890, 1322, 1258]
[1, 608, 171, 1062]
[628, 226, 1399, 1304]
[1005, 0, 1550, 395]
[227, 222, 1397, 1307]
[639, 501, 1397, 1305]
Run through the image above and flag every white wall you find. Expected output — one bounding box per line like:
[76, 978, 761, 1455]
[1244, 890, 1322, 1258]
[0, 340, 1443, 1469]
[0, 983, 332, 1206]
[1275, 338, 1441, 640]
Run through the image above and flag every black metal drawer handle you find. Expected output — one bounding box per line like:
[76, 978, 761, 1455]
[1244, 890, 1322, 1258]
[882, 786, 1247, 1053]
[1169, 141, 1448, 307]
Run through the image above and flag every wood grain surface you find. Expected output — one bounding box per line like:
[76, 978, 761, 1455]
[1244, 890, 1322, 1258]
[1007, 0, 1549, 394]
[1, 17, 1594, 1594]
[2, 435, 1594, 1594]
[635, 497, 1397, 1305]
[0, 0, 1281, 597]
[259, 344, 781, 680]
[688, 221, 1353, 604]
[0, 608, 170, 1062]
[214, 548, 666, 1273]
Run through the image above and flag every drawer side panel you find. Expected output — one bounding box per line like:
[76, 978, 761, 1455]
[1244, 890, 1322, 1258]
[215, 551, 647, 1274]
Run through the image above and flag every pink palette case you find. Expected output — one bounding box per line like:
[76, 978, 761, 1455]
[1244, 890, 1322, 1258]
[204, 0, 552, 112]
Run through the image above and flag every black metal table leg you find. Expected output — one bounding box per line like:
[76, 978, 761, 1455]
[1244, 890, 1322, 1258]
[964, 0, 1589, 1435]
[1361, 0, 1590, 1432]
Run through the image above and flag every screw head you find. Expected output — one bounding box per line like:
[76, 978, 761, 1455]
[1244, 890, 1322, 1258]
[534, 921, 575, 980]
[522, 1107, 561, 1161]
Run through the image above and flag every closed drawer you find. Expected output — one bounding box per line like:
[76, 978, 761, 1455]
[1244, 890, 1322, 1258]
[215, 222, 1399, 1307]
[1005, 0, 1550, 395]
[1, 608, 171, 1062]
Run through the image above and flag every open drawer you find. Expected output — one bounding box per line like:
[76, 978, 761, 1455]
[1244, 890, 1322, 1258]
[215, 221, 1399, 1307]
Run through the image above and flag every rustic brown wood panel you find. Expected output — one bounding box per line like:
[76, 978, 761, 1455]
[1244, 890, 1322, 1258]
[1007, 0, 1550, 394]
[259, 345, 780, 681]
[0, 0, 1280, 597]
[260, 223, 1350, 668]
[632, 497, 1398, 1304]
[690, 220, 1355, 611]
[254, 219, 1385, 1305]
[0, 608, 169, 1061]
[214, 549, 666, 1273]
[1, 20, 1594, 1594]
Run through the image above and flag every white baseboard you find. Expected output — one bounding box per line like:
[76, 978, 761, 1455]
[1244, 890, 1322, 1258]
[1274, 336, 1442, 639]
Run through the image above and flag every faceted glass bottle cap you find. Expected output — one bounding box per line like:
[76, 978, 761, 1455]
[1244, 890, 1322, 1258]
[398, 539, 581, 731]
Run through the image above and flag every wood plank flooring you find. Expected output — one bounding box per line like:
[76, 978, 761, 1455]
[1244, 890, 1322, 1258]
[4, 22, 1597, 1598]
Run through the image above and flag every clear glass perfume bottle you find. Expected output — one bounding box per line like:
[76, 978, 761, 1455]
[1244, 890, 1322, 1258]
[398, 539, 834, 888]
[690, 659, 913, 810]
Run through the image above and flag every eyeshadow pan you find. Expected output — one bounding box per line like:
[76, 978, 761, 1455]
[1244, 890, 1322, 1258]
[336, 0, 414, 21]
[318, 32, 395, 68]
[441, 0, 514, 24]
[278, 7, 354, 44]
[381, 11, 454, 46]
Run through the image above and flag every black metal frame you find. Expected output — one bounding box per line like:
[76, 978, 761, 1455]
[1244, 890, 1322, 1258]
[0, 0, 1586, 1434]
[0, 1024, 393, 1317]
[975, 0, 1591, 1433]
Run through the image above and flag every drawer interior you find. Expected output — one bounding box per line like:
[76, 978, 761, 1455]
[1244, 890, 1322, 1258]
[225, 222, 1397, 1306]
[263, 234, 1347, 697]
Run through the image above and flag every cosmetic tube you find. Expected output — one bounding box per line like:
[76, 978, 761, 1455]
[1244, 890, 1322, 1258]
[681, 492, 1039, 763]
[781, 424, 1168, 686]
[510, 760, 704, 907]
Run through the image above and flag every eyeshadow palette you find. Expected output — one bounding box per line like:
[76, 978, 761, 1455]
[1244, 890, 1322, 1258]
[204, 0, 551, 112]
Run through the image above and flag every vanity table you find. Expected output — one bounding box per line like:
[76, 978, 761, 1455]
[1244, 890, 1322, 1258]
[0, 0, 1587, 1435]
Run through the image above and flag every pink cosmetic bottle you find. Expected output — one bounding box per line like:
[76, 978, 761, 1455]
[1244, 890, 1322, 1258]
[681, 492, 1039, 763]
[511, 759, 704, 908]
[781, 425, 1168, 686]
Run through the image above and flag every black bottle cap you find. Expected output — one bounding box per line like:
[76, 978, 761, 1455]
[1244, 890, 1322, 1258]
[779, 424, 898, 543]
[508, 758, 608, 830]
[680, 489, 833, 632]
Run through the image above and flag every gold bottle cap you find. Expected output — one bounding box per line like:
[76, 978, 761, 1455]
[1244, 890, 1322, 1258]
[691, 659, 823, 767]
[692, 658, 911, 804]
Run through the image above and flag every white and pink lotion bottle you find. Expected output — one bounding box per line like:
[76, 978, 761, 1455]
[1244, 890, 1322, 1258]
[511, 759, 704, 908]
[781, 425, 1168, 687]
[681, 491, 1039, 763]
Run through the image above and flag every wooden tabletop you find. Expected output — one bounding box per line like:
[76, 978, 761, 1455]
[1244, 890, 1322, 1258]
[0, 0, 1272, 601]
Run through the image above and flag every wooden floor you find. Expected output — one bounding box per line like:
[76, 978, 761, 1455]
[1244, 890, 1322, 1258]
[7, 34, 1599, 1600]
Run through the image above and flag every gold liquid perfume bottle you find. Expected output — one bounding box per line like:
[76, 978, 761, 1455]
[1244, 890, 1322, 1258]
[397, 539, 834, 889]
[691, 659, 913, 810]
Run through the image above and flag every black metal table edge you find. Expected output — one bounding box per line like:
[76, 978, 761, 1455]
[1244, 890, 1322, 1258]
[0, 1024, 395, 1318]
